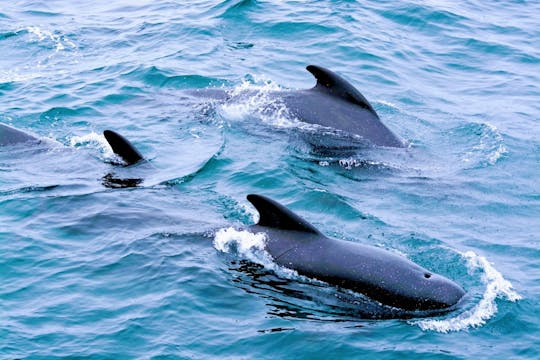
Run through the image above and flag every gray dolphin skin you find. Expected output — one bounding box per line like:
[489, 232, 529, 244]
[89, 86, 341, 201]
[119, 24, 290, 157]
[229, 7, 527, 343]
[246, 194, 465, 311]
[0, 122, 41, 146]
[189, 65, 404, 147]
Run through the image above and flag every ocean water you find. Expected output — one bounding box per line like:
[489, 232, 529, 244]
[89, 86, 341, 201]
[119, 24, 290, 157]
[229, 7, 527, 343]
[1, 0, 539, 358]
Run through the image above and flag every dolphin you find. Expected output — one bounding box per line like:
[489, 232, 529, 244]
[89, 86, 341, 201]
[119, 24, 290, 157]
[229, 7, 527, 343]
[0, 122, 43, 146]
[245, 194, 465, 311]
[188, 65, 404, 148]
[0, 122, 143, 165]
[0, 122, 145, 188]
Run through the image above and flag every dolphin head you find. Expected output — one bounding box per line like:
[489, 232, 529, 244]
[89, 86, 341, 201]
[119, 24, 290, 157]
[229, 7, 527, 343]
[389, 267, 465, 311]
[413, 271, 466, 310]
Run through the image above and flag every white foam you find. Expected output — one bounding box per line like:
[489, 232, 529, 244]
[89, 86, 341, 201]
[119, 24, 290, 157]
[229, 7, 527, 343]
[0, 69, 41, 83]
[339, 157, 362, 170]
[337, 158, 386, 170]
[27, 26, 76, 53]
[213, 227, 297, 278]
[463, 122, 508, 166]
[69, 132, 117, 160]
[377, 99, 399, 109]
[415, 250, 521, 332]
[218, 80, 302, 129]
[474, 122, 507, 165]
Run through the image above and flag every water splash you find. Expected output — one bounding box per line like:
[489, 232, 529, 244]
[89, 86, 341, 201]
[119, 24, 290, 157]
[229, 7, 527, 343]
[338, 158, 386, 170]
[218, 78, 302, 128]
[0, 26, 78, 84]
[415, 250, 521, 332]
[213, 227, 297, 278]
[69, 132, 116, 160]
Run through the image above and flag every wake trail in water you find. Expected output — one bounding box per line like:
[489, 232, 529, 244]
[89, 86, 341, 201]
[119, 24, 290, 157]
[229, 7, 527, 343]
[414, 250, 521, 332]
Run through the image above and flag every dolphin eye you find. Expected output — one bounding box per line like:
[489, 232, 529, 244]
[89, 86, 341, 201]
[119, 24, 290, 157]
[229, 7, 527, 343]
[424, 273, 432, 279]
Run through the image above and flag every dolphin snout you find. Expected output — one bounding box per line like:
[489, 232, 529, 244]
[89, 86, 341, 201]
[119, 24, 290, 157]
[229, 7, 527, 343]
[431, 275, 466, 308]
[445, 281, 466, 307]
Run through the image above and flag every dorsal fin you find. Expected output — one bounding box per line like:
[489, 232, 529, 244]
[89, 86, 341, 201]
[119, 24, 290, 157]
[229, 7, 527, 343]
[306, 65, 378, 116]
[103, 130, 144, 166]
[247, 194, 321, 234]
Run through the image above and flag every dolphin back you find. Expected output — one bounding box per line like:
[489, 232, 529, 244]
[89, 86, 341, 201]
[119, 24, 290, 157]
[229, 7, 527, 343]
[0, 123, 41, 146]
[279, 65, 404, 148]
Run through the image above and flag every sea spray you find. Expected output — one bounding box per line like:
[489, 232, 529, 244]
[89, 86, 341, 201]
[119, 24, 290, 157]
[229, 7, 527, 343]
[69, 132, 117, 161]
[213, 227, 298, 278]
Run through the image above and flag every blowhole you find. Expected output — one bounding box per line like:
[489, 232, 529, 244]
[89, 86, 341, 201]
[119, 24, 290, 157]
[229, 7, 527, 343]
[424, 273, 431, 279]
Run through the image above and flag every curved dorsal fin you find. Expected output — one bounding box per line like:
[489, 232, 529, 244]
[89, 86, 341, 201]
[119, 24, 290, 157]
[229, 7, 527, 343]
[247, 194, 321, 234]
[306, 65, 378, 116]
[103, 130, 144, 166]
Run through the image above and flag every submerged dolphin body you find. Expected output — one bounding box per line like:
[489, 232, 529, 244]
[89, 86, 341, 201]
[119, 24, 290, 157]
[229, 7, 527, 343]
[245, 194, 465, 311]
[189, 65, 404, 148]
[0, 123, 43, 146]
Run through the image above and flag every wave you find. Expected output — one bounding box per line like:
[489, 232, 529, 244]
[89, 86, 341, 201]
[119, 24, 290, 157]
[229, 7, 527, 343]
[414, 250, 521, 332]
[26, 26, 77, 52]
[0, 25, 78, 85]
[125, 65, 229, 89]
[432, 121, 509, 173]
[460, 122, 508, 167]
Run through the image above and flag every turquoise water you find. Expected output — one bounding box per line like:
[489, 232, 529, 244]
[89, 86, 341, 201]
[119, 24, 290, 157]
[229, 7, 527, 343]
[1, 0, 539, 358]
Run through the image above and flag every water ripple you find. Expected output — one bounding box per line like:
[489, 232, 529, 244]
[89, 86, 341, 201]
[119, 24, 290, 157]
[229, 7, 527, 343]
[1, 0, 538, 358]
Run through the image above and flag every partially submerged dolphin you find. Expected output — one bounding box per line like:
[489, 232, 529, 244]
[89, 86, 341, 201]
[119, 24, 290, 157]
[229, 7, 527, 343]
[103, 130, 144, 166]
[0, 122, 44, 146]
[245, 194, 465, 311]
[0, 122, 143, 166]
[190, 65, 404, 148]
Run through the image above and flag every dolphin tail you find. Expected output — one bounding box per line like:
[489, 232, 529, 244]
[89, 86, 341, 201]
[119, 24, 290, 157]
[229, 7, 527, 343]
[103, 130, 144, 166]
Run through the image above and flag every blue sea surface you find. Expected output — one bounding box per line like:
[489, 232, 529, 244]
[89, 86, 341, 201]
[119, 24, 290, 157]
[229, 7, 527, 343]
[1, 0, 539, 358]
